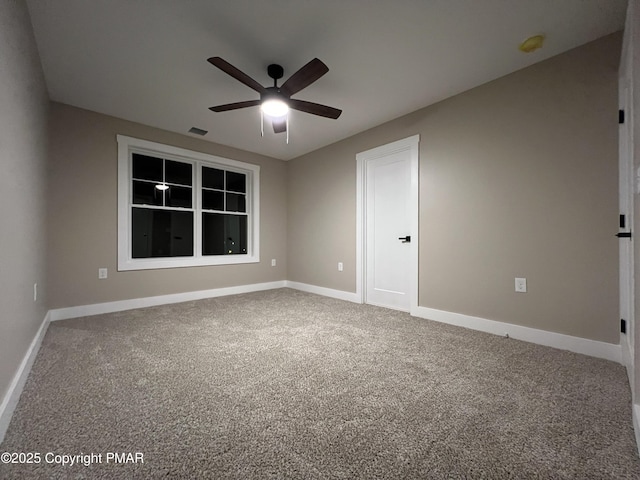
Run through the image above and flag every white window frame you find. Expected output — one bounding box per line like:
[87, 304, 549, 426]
[117, 135, 260, 271]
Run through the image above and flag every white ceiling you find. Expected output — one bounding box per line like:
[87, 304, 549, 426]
[26, 0, 627, 161]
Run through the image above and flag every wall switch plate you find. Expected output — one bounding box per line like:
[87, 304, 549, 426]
[515, 277, 527, 293]
[338, 262, 344, 272]
[271, 259, 276, 267]
[33, 283, 37, 302]
[98, 268, 108, 279]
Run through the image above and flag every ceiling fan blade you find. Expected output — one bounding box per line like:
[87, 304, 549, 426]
[209, 100, 261, 112]
[272, 117, 287, 134]
[280, 58, 329, 96]
[207, 57, 266, 94]
[288, 99, 342, 119]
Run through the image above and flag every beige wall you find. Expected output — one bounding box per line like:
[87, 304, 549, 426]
[288, 33, 621, 344]
[47, 103, 287, 308]
[34, 30, 626, 344]
[287, 144, 357, 293]
[0, 1, 49, 404]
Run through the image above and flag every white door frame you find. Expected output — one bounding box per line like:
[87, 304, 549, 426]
[619, 1, 636, 395]
[356, 135, 420, 312]
[618, 1, 639, 455]
[619, 71, 635, 381]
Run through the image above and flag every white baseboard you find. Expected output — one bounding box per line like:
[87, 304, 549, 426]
[285, 281, 361, 303]
[413, 306, 621, 363]
[49, 281, 287, 321]
[634, 404, 640, 457]
[0, 312, 50, 443]
[621, 333, 634, 394]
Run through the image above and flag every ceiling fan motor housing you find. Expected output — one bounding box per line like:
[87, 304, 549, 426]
[261, 86, 286, 103]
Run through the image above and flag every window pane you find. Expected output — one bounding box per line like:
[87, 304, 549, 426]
[226, 171, 246, 193]
[132, 153, 163, 181]
[132, 208, 193, 258]
[166, 186, 192, 208]
[133, 180, 163, 205]
[202, 213, 247, 255]
[166, 160, 192, 186]
[202, 166, 224, 190]
[202, 189, 224, 211]
[226, 193, 246, 212]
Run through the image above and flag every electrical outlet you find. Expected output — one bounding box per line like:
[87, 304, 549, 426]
[338, 262, 344, 272]
[515, 277, 527, 293]
[98, 268, 108, 279]
[271, 259, 276, 267]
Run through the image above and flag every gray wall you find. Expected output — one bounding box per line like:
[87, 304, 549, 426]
[288, 34, 621, 344]
[0, 0, 49, 403]
[47, 103, 287, 308]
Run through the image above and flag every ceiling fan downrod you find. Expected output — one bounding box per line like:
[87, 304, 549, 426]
[267, 64, 284, 88]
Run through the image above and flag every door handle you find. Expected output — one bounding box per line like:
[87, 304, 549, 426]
[398, 236, 411, 243]
[616, 232, 632, 238]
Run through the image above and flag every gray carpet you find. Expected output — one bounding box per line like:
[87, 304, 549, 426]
[1, 288, 638, 479]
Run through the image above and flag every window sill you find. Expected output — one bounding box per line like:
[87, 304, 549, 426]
[117, 254, 260, 272]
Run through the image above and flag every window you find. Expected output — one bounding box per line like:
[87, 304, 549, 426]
[118, 135, 259, 271]
[201, 166, 248, 255]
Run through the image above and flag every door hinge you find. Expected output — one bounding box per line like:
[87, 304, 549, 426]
[621, 318, 627, 334]
[620, 214, 626, 228]
[619, 109, 625, 124]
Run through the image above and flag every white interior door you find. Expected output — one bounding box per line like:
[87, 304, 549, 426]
[357, 136, 419, 312]
[619, 42, 635, 378]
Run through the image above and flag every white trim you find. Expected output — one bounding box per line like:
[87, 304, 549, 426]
[355, 156, 364, 304]
[285, 281, 361, 303]
[117, 135, 260, 271]
[49, 281, 286, 321]
[620, 3, 638, 453]
[618, 16, 636, 396]
[413, 306, 621, 363]
[356, 134, 420, 310]
[634, 404, 640, 457]
[622, 332, 633, 385]
[0, 312, 50, 443]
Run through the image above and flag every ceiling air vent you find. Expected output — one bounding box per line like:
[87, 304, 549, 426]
[188, 127, 208, 136]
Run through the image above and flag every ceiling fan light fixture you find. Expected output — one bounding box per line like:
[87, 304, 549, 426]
[207, 57, 342, 134]
[261, 99, 289, 118]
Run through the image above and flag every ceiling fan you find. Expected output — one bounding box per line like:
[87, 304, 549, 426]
[207, 57, 342, 134]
